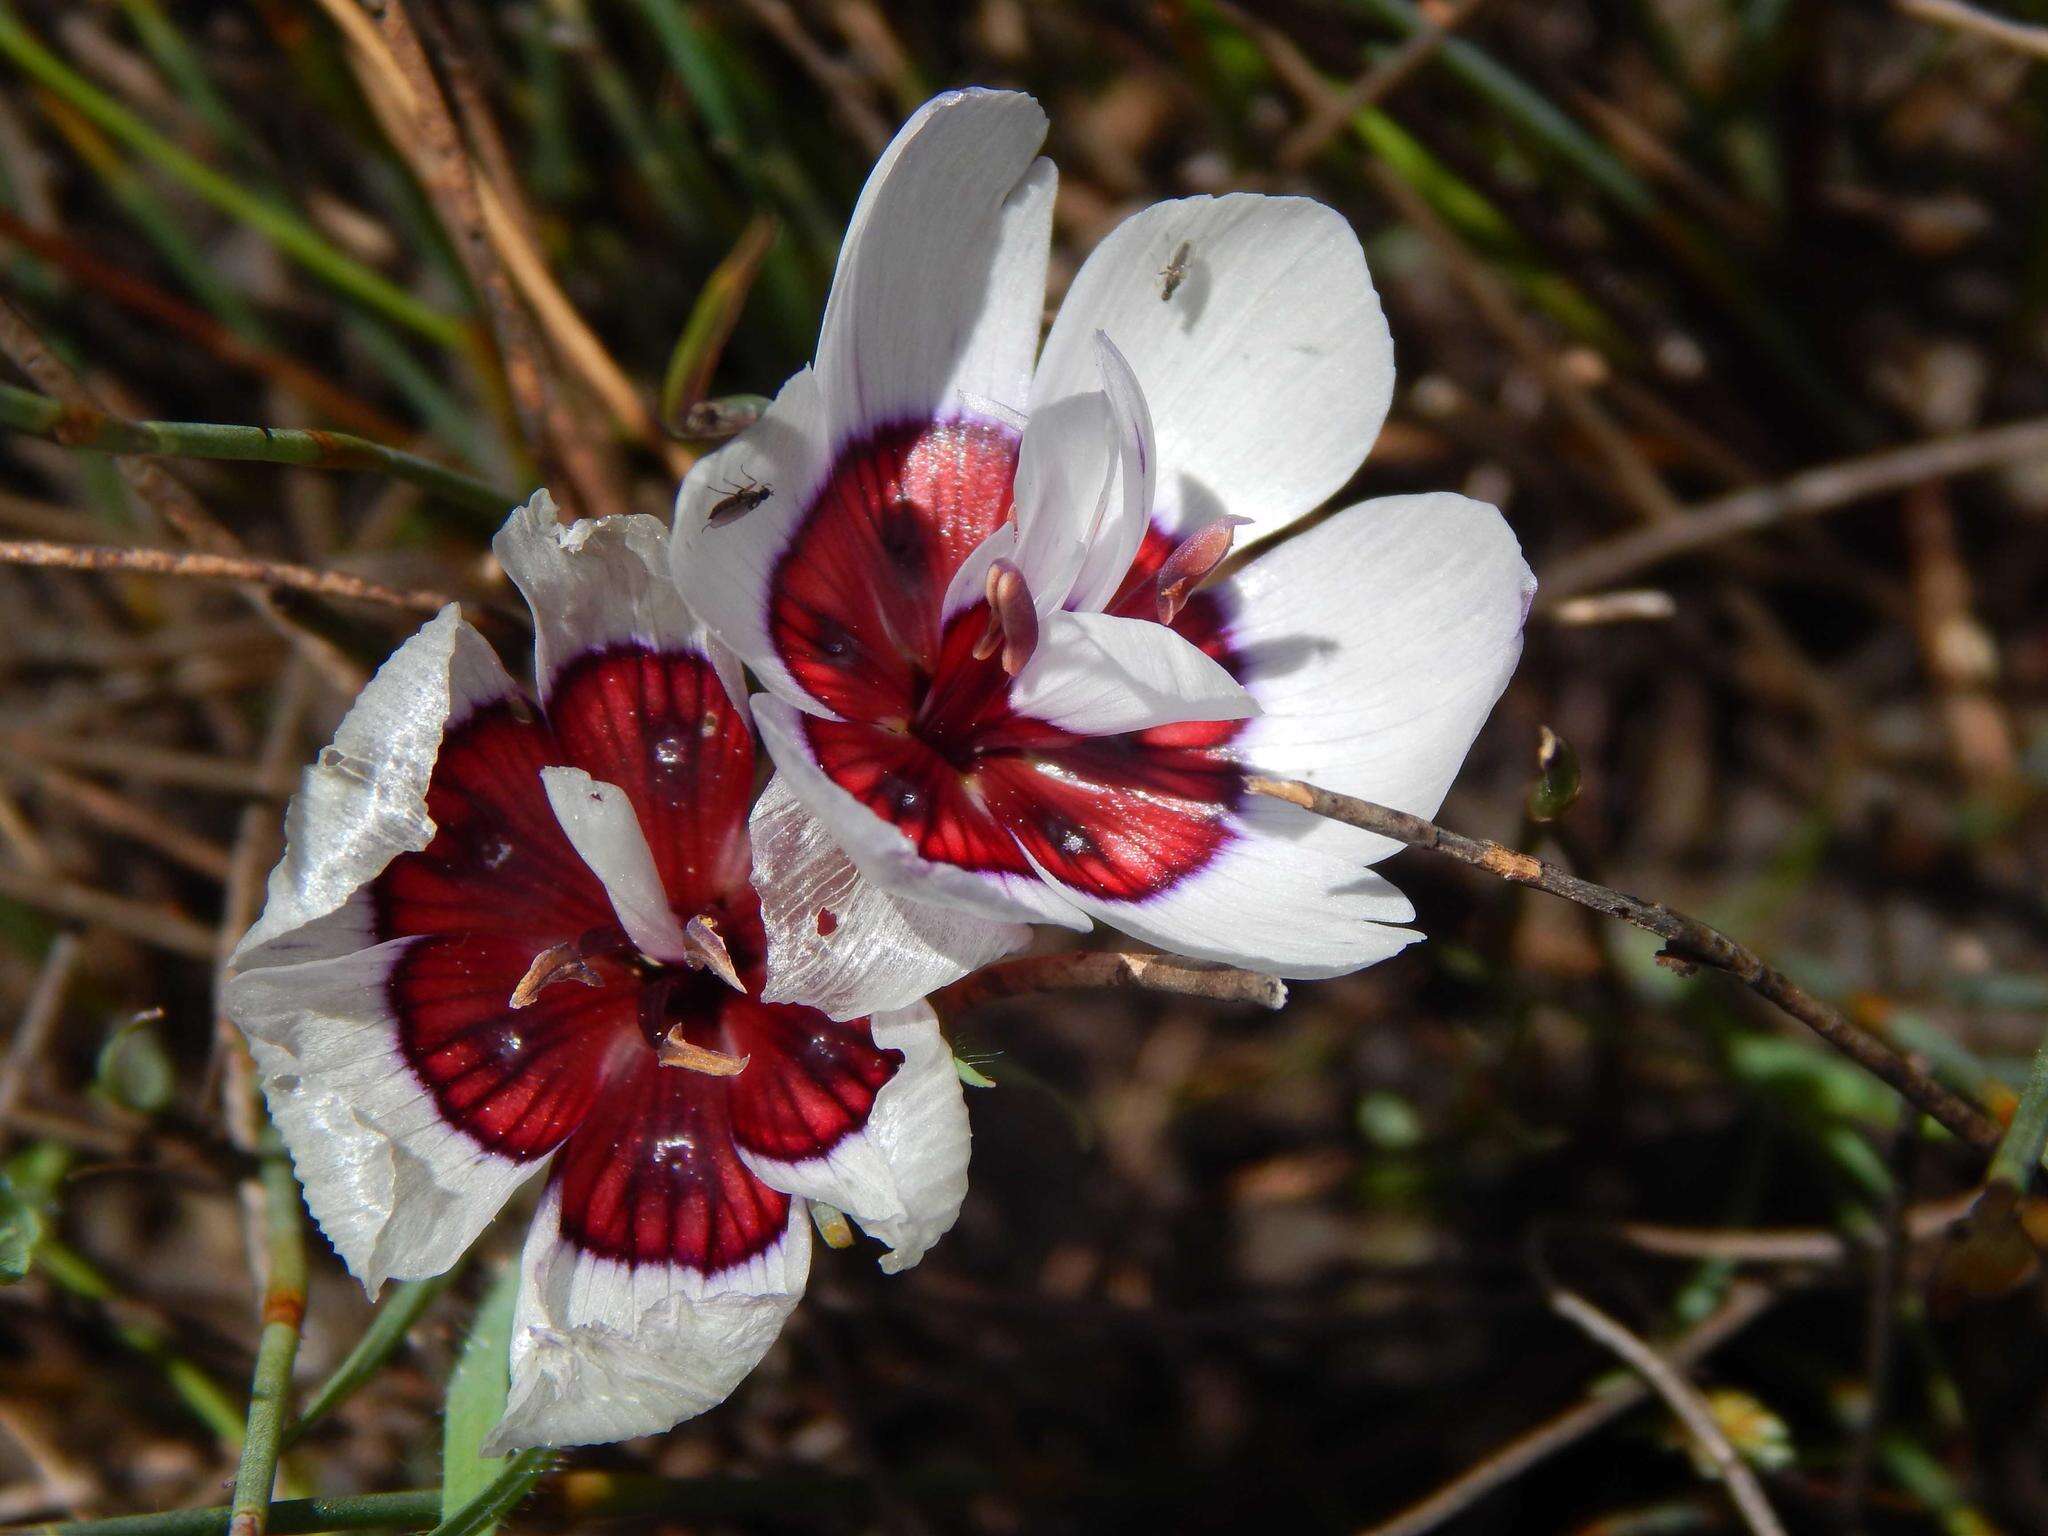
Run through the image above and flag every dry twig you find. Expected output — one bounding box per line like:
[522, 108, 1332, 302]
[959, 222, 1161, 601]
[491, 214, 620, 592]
[0, 539, 451, 615]
[1545, 1287, 1788, 1536]
[1361, 1282, 1778, 1536]
[1246, 777, 2003, 1153]
[932, 951, 1287, 1022]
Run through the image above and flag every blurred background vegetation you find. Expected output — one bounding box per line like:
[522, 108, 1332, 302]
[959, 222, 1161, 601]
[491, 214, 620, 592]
[0, 0, 2046, 1532]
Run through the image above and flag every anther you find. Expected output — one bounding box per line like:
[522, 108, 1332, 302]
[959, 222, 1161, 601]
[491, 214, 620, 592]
[657, 1028, 750, 1076]
[970, 558, 1038, 676]
[508, 941, 602, 1009]
[1155, 515, 1250, 624]
[682, 913, 746, 992]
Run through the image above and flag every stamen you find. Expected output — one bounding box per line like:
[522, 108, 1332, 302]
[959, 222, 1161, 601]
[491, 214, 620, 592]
[1155, 515, 1250, 624]
[809, 1201, 855, 1249]
[657, 1028, 750, 1076]
[508, 941, 602, 1009]
[682, 913, 747, 992]
[970, 558, 1038, 676]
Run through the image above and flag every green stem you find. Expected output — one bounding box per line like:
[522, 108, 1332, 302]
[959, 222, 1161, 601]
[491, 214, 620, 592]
[0, 381, 515, 519]
[282, 1268, 460, 1450]
[35, 1239, 246, 1445]
[0, 4, 465, 350]
[426, 1451, 551, 1536]
[6, 1490, 442, 1536]
[1988, 1024, 2048, 1193]
[225, 1150, 307, 1536]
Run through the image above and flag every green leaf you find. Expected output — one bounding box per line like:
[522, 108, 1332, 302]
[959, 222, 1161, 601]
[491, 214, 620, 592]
[95, 1013, 176, 1115]
[0, 1142, 71, 1282]
[441, 1261, 522, 1523]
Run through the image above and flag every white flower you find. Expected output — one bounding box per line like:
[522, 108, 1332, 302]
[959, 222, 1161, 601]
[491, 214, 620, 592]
[223, 493, 971, 1452]
[672, 88, 1536, 1022]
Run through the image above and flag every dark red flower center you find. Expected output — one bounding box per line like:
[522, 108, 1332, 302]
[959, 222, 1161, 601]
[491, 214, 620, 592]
[766, 419, 1249, 903]
[368, 643, 900, 1275]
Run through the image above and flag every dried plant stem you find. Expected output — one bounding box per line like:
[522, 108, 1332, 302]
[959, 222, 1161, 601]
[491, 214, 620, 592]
[1545, 1287, 1788, 1536]
[1896, 0, 2048, 59]
[0, 752, 233, 880]
[1276, 0, 1491, 167]
[1246, 777, 2003, 1154]
[0, 735, 293, 798]
[0, 381, 512, 518]
[0, 865, 214, 959]
[366, 0, 621, 519]
[224, 1147, 307, 1536]
[932, 951, 1288, 1021]
[1541, 413, 2048, 601]
[0, 931, 82, 1133]
[1360, 1281, 1777, 1536]
[0, 539, 451, 616]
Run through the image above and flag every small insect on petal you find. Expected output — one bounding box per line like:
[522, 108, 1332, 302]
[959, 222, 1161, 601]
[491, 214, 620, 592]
[707, 474, 773, 528]
[657, 1027, 751, 1077]
[682, 913, 747, 992]
[1159, 239, 1193, 301]
[970, 558, 1039, 676]
[1155, 515, 1250, 624]
[508, 940, 603, 1009]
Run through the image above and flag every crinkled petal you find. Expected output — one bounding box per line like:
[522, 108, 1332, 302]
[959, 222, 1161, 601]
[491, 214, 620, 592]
[483, 1179, 810, 1453]
[672, 367, 835, 714]
[496, 490, 745, 714]
[817, 89, 1051, 439]
[232, 607, 517, 970]
[224, 940, 556, 1297]
[1026, 797, 1420, 979]
[1008, 610, 1258, 737]
[1225, 492, 1534, 860]
[1031, 194, 1393, 547]
[539, 767, 692, 962]
[749, 776, 1027, 1021]
[737, 1002, 969, 1273]
[753, 694, 1088, 930]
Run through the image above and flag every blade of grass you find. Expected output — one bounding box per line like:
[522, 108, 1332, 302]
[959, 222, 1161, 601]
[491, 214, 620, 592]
[659, 212, 779, 431]
[0, 380, 516, 519]
[0, 2, 465, 349]
[224, 1140, 308, 1536]
[281, 1268, 461, 1450]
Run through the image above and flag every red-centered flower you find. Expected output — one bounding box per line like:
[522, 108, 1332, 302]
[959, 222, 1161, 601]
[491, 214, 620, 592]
[224, 495, 970, 1452]
[672, 89, 1537, 1022]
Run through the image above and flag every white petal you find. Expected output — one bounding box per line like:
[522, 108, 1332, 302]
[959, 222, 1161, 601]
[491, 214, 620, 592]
[1008, 610, 1258, 736]
[496, 490, 744, 713]
[752, 694, 1088, 930]
[1028, 797, 1420, 979]
[1007, 390, 1115, 613]
[817, 90, 1052, 439]
[1032, 195, 1394, 547]
[1226, 492, 1534, 860]
[938, 519, 1019, 628]
[671, 367, 836, 715]
[233, 607, 515, 969]
[483, 1182, 810, 1452]
[750, 776, 1027, 1021]
[739, 1002, 969, 1273]
[1063, 333, 1157, 613]
[539, 768, 691, 962]
[224, 940, 545, 1297]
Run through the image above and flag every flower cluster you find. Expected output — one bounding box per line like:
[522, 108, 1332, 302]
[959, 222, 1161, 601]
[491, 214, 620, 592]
[226, 88, 1532, 1452]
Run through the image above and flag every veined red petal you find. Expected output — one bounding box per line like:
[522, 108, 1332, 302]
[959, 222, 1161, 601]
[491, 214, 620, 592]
[770, 420, 1019, 721]
[373, 701, 613, 948]
[391, 932, 633, 1160]
[553, 1050, 791, 1274]
[803, 712, 1030, 877]
[548, 645, 755, 916]
[722, 997, 901, 1161]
